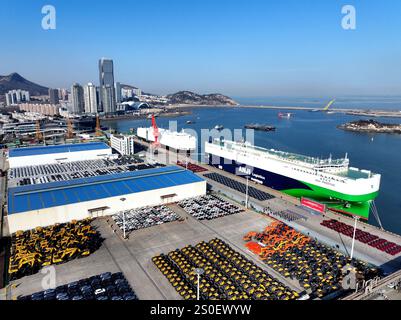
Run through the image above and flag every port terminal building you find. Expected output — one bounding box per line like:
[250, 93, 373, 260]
[6, 166, 206, 233]
[7, 142, 113, 168]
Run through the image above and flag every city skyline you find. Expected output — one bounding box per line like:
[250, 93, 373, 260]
[1, 0, 401, 97]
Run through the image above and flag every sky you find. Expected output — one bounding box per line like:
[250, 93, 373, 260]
[1, 0, 401, 97]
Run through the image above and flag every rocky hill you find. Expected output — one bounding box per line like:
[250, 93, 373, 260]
[0, 73, 49, 96]
[166, 91, 237, 106]
[338, 119, 401, 134]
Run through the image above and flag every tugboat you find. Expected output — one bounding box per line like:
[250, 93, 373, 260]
[278, 112, 292, 119]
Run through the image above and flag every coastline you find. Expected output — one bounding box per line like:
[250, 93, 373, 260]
[167, 104, 401, 118]
[100, 103, 401, 122]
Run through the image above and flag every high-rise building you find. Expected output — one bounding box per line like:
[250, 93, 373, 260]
[99, 58, 115, 87]
[57, 88, 69, 101]
[5, 93, 12, 106]
[110, 134, 135, 155]
[5, 89, 30, 106]
[100, 85, 116, 114]
[71, 83, 85, 114]
[48, 88, 60, 104]
[98, 58, 116, 113]
[84, 83, 98, 114]
[115, 82, 122, 104]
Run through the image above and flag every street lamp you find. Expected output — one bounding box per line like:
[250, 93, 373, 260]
[194, 268, 204, 300]
[245, 176, 249, 209]
[350, 215, 360, 260]
[120, 197, 127, 239]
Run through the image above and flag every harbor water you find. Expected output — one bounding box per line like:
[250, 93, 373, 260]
[105, 106, 401, 235]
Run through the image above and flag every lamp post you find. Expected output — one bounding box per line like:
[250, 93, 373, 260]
[120, 197, 127, 239]
[245, 176, 249, 209]
[194, 268, 204, 301]
[350, 215, 360, 260]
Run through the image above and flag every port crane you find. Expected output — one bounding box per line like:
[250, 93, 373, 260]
[95, 115, 102, 137]
[151, 114, 161, 148]
[35, 120, 43, 142]
[66, 117, 74, 139]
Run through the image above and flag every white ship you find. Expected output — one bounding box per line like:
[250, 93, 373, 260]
[205, 139, 381, 218]
[137, 127, 197, 151]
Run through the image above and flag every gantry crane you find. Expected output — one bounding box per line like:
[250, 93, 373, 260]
[35, 120, 43, 142]
[95, 115, 102, 137]
[66, 117, 74, 139]
[151, 114, 161, 148]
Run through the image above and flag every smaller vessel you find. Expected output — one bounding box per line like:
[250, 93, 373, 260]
[214, 125, 224, 131]
[278, 112, 292, 119]
[244, 124, 276, 132]
[186, 120, 195, 124]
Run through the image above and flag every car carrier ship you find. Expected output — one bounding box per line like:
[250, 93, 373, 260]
[205, 139, 381, 219]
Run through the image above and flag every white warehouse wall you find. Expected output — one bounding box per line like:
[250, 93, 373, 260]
[8, 148, 112, 168]
[7, 180, 206, 233]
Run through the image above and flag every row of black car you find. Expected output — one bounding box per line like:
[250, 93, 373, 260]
[204, 173, 275, 201]
[18, 272, 138, 301]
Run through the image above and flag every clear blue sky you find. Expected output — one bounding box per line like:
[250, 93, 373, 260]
[1, 0, 401, 97]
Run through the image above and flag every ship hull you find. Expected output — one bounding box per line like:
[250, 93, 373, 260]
[207, 155, 377, 219]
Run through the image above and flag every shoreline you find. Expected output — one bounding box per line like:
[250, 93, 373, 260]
[167, 104, 401, 118]
[100, 110, 192, 122]
[101, 103, 401, 122]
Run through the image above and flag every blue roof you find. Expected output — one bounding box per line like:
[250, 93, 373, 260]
[7, 166, 204, 214]
[8, 142, 110, 158]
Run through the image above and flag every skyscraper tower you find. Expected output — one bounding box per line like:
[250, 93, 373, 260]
[115, 82, 122, 104]
[99, 58, 114, 87]
[84, 82, 98, 113]
[101, 85, 116, 114]
[48, 88, 59, 104]
[98, 58, 116, 113]
[71, 83, 85, 114]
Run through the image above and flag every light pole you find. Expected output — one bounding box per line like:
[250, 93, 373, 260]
[245, 176, 249, 209]
[194, 268, 204, 301]
[350, 215, 360, 260]
[120, 197, 127, 239]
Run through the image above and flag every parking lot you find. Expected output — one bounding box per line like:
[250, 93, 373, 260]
[8, 198, 299, 300]
[7, 156, 160, 187]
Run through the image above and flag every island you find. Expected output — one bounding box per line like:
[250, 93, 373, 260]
[338, 119, 401, 134]
[166, 91, 238, 106]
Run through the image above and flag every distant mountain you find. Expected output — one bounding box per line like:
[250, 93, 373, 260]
[166, 91, 238, 106]
[0, 73, 49, 96]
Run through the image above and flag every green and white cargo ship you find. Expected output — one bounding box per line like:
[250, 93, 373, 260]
[205, 139, 381, 219]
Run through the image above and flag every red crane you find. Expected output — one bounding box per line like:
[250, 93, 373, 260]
[151, 114, 161, 148]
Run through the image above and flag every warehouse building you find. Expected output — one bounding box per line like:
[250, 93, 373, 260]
[7, 142, 112, 168]
[6, 166, 206, 233]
